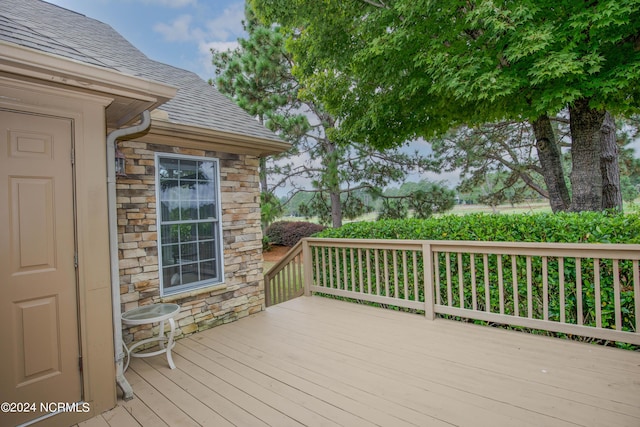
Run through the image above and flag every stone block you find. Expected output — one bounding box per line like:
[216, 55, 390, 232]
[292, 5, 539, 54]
[123, 248, 146, 258]
[120, 291, 140, 303]
[119, 258, 140, 269]
[131, 271, 159, 282]
[178, 316, 194, 327]
[180, 323, 198, 335]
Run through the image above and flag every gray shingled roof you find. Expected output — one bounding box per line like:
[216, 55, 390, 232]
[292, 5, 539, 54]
[0, 0, 282, 143]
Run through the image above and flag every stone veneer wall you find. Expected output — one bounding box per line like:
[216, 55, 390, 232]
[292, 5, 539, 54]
[117, 139, 265, 345]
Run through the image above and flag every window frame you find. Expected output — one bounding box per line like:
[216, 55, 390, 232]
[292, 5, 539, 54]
[155, 152, 225, 297]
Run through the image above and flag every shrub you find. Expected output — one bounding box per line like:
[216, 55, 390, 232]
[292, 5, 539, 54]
[316, 212, 640, 244]
[265, 221, 326, 247]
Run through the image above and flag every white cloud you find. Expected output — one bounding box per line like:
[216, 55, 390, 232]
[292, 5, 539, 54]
[153, 3, 245, 44]
[200, 40, 238, 54]
[197, 40, 239, 78]
[151, 2, 246, 79]
[205, 3, 244, 41]
[154, 14, 194, 42]
[141, 0, 197, 8]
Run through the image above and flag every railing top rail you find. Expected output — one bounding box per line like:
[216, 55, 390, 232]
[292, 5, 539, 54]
[303, 237, 640, 259]
[305, 239, 423, 251]
[264, 239, 304, 281]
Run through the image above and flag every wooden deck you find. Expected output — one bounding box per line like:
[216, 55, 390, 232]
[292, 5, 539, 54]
[81, 296, 640, 427]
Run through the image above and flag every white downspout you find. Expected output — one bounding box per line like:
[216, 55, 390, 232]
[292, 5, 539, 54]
[106, 110, 151, 401]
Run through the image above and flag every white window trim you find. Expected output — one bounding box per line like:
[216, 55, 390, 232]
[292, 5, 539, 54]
[155, 152, 225, 297]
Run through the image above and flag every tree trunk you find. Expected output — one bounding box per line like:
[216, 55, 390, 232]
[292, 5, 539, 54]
[259, 156, 269, 230]
[531, 115, 571, 212]
[258, 115, 270, 230]
[325, 141, 343, 227]
[568, 99, 605, 212]
[330, 191, 343, 228]
[599, 111, 622, 211]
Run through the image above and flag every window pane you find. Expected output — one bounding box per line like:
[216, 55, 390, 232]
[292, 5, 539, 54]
[197, 180, 214, 196]
[180, 202, 197, 221]
[179, 242, 197, 263]
[198, 161, 216, 181]
[179, 160, 198, 178]
[198, 240, 215, 260]
[181, 263, 199, 285]
[199, 200, 215, 219]
[160, 200, 180, 221]
[198, 223, 214, 239]
[163, 266, 181, 288]
[162, 244, 179, 266]
[160, 178, 179, 193]
[162, 225, 179, 244]
[180, 224, 197, 242]
[159, 158, 180, 179]
[199, 260, 217, 281]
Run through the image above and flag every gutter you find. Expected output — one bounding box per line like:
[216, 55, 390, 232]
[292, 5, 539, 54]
[106, 110, 151, 401]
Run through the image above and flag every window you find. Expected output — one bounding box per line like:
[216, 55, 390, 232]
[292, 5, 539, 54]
[156, 154, 223, 296]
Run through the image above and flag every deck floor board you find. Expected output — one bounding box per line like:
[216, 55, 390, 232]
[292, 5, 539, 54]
[84, 296, 640, 427]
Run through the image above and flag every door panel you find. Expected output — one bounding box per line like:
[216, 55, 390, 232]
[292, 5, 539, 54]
[11, 177, 56, 273]
[0, 110, 81, 426]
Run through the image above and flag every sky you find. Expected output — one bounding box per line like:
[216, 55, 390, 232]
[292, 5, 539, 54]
[46, 0, 244, 80]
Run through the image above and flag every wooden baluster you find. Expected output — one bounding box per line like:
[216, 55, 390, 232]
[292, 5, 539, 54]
[613, 260, 621, 331]
[511, 255, 519, 317]
[594, 258, 602, 328]
[542, 256, 549, 321]
[497, 255, 504, 315]
[470, 254, 477, 311]
[559, 257, 565, 323]
[526, 256, 532, 318]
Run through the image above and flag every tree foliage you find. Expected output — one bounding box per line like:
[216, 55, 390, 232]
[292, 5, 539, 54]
[431, 116, 640, 209]
[252, 0, 640, 212]
[430, 120, 553, 200]
[212, 4, 433, 228]
[378, 180, 456, 219]
[211, 6, 296, 228]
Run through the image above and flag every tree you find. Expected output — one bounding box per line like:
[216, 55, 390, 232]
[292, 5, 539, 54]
[251, 0, 640, 212]
[619, 115, 640, 203]
[212, 4, 431, 228]
[431, 115, 640, 211]
[378, 180, 456, 220]
[429, 120, 554, 204]
[210, 6, 294, 229]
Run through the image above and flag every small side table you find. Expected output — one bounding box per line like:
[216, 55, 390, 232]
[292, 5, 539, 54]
[122, 303, 181, 370]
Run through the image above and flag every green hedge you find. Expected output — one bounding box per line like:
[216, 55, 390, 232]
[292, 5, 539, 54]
[313, 212, 640, 346]
[316, 212, 640, 244]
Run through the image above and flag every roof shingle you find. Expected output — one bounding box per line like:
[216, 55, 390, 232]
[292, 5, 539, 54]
[0, 0, 282, 143]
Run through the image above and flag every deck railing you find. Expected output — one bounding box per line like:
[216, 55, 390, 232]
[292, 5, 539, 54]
[264, 240, 304, 306]
[266, 237, 640, 345]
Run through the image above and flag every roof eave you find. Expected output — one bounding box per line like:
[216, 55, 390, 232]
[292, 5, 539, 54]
[0, 41, 177, 127]
[143, 119, 291, 157]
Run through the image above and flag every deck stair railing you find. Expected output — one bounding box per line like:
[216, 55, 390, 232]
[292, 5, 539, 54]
[266, 237, 640, 345]
[264, 240, 304, 307]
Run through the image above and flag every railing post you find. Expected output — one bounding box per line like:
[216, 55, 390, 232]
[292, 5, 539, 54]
[303, 239, 312, 296]
[423, 243, 435, 320]
[264, 275, 271, 307]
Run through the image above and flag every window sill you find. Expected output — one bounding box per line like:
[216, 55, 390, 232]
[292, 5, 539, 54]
[160, 282, 227, 302]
